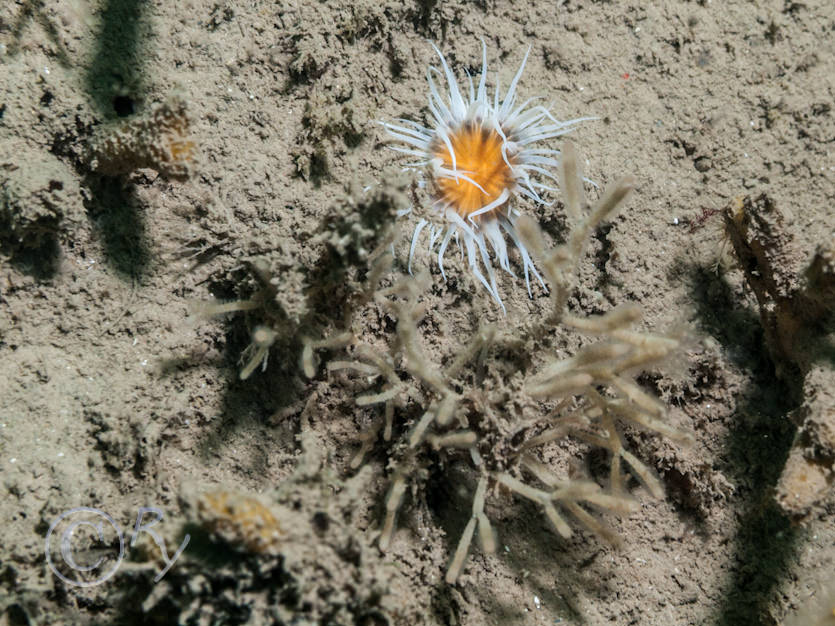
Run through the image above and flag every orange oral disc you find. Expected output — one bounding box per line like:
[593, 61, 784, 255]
[434, 123, 514, 219]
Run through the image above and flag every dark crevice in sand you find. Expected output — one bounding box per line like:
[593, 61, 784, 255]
[84, 0, 150, 119]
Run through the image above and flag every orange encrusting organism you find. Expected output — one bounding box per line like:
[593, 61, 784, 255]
[433, 123, 515, 219]
[197, 490, 285, 555]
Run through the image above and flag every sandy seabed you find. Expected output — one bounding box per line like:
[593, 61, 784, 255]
[1, 1, 834, 625]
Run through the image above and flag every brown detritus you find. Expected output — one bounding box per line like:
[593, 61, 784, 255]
[724, 194, 835, 520]
[774, 363, 835, 518]
[291, 87, 365, 182]
[686, 206, 722, 234]
[87, 94, 196, 179]
[303, 178, 405, 334]
[315, 178, 404, 271]
[309, 145, 694, 584]
[807, 242, 835, 309]
[160, 440, 407, 624]
[0, 147, 82, 256]
[301, 226, 398, 384]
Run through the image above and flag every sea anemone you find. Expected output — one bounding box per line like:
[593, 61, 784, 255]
[382, 41, 592, 310]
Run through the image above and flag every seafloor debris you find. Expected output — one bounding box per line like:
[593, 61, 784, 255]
[724, 193, 835, 520]
[87, 95, 196, 179]
[191, 181, 404, 382]
[0, 147, 82, 255]
[782, 573, 835, 626]
[305, 144, 694, 583]
[291, 86, 364, 182]
[130, 433, 403, 624]
[189, 257, 300, 380]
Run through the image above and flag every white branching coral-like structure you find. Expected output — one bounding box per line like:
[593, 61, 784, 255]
[305, 144, 693, 584]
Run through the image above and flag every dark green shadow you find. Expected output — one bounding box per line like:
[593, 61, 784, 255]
[85, 0, 150, 118]
[82, 175, 150, 280]
[684, 263, 799, 625]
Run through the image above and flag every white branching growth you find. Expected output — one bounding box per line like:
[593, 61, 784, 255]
[445, 476, 494, 584]
[189, 298, 278, 380]
[240, 326, 278, 380]
[525, 309, 695, 498]
[516, 141, 635, 322]
[304, 144, 693, 584]
[517, 145, 694, 501]
[302, 332, 355, 379]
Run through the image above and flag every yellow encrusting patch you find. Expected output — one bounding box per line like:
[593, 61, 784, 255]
[434, 123, 515, 219]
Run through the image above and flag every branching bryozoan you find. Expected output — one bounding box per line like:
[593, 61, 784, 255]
[305, 144, 693, 584]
